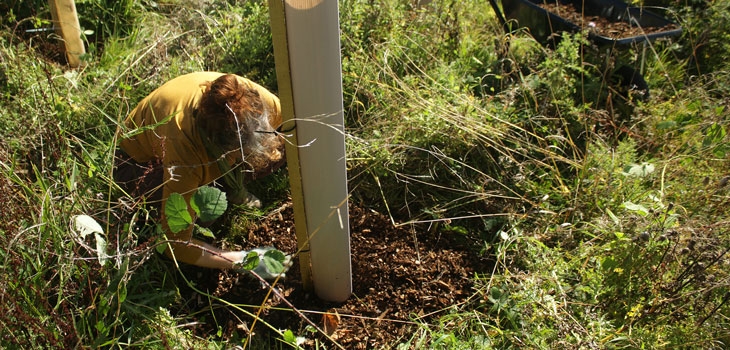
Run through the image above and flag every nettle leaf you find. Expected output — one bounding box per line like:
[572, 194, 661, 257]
[263, 249, 287, 274]
[191, 186, 227, 223]
[165, 193, 193, 233]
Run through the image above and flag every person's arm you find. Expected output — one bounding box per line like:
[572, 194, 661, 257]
[163, 238, 245, 269]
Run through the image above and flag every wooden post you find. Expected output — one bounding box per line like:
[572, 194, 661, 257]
[48, 0, 85, 67]
[269, 0, 352, 302]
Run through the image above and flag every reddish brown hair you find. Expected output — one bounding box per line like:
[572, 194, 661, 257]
[197, 74, 264, 152]
[197, 74, 285, 177]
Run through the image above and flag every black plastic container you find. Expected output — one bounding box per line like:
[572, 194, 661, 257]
[501, 0, 682, 46]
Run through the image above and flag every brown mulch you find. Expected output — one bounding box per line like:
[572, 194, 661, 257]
[538, 2, 679, 39]
[181, 200, 492, 348]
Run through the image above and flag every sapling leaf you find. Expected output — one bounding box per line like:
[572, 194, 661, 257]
[165, 193, 192, 233]
[191, 186, 227, 223]
[239, 251, 260, 271]
[262, 249, 287, 274]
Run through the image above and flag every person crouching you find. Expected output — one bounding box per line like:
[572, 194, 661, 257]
[114, 72, 287, 274]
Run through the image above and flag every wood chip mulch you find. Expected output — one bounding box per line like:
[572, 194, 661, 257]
[180, 200, 492, 348]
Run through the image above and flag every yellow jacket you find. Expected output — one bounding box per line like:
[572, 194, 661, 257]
[119, 72, 281, 241]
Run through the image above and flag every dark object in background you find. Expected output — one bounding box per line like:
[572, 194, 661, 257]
[498, 0, 682, 46]
[612, 65, 650, 100]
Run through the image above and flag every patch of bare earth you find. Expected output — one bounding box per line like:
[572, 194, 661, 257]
[180, 200, 492, 348]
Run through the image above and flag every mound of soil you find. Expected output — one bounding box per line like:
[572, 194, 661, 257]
[181, 200, 492, 348]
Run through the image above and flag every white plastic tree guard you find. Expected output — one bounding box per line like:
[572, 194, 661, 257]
[269, 0, 352, 302]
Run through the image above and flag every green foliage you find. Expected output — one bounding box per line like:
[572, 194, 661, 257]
[680, 0, 730, 74]
[2, 0, 730, 348]
[260, 248, 287, 275]
[199, 0, 278, 90]
[239, 250, 261, 271]
[191, 185, 228, 223]
[74, 0, 139, 39]
[165, 192, 194, 233]
[166, 186, 243, 240]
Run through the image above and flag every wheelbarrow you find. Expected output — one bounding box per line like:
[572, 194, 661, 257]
[488, 0, 682, 98]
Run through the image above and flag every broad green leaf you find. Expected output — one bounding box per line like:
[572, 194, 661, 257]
[703, 123, 726, 148]
[262, 249, 287, 274]
[191, 186, 227, 223]
[165, 192, 192, 233]
[239, 251, 260, 271]
[117, 283, 127, 304]
[94, 233, 109, 266]
[664, 214, 680, 228]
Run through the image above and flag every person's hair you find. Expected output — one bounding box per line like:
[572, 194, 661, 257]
[197, 74, 283, 174]
[198, 74, 262, 151]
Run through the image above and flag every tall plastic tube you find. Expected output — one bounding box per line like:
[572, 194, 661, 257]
[269, 0, 352, 302]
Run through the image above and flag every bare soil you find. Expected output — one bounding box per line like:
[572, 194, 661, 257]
[179, 200, 492, 348]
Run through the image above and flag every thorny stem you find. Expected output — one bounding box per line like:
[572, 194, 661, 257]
[247, 271, 344, 349]
[156, 239, 344, 348]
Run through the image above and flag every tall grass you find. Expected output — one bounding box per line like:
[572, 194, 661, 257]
[1, 0, 729, 348]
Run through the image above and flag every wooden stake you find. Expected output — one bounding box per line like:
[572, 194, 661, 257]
[48, 0, 85, 67]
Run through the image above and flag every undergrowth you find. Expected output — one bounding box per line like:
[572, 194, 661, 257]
[1, 0, 728, 348]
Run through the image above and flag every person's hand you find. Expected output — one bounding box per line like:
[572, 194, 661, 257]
[236, 247, 292, 280]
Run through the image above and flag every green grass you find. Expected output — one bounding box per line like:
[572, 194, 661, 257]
[1, 0, 729, 348]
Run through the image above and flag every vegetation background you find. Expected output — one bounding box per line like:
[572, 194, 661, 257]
[1, 0, 728, 348]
